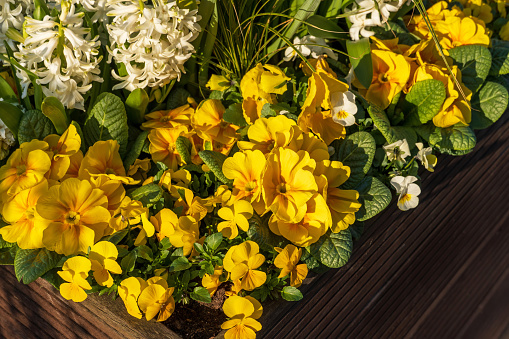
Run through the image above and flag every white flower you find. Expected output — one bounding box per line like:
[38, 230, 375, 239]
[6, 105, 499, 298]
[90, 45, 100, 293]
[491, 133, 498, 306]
[416, 142, 437, 172]
[347, 0, 404, 41]
[283, 35, 337, 61]
[0, 113, 15, 160]
[0, 0, 32, 53]
[391, 176, 421, 211]
[331, 91, 357, 126]
[383, 139, 411, 162]
[283, 36, 311, 61]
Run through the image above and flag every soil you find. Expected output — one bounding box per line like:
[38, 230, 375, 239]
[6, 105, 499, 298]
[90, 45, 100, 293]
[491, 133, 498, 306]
[164, 283, 230, 339]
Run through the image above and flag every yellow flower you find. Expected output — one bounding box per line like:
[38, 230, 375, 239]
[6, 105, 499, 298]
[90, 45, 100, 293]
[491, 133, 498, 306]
[202, 266, 224, 296]
[138, 276, 175, 322]
[44, 125, 81, 181]
[217, 200, 253, 239]
[436, 16, 490, 49]
[141, 104, 193, 130]
[90, 176, 126, 216]
[404, 39, 452, 69]
[192, 99, 239, 145]
[109, 196, 148, 232]
[206, 74, 231, 91]
[221, 296, 263, 339]
[148, 126, 188, 171]
[119, 277, 148, 319]
[37, 178, 111, 256]
[79, 140, 138, 184]
[89, 241, 122, 287]
[206, 185, 232, 207]
[173, 187, 210, 221]
[262, 148, 317, 223]
[150, 208, 178, 241]
[62, 150, 83, 180]
[0, 181, 49, 249]
[223, 241, 266, 291]
[168, 216, 199, 256]
[0, 140, 51, 198]
[274, 244, 308, 287]
[287, 131, 330, 162]
[127, 158, 151, 181]
[58, 256, 92, 303]
[500, 21, 509, 40]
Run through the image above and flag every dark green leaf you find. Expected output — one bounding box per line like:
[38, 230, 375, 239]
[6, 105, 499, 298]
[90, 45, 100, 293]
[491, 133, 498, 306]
[355, 176, 392, 221]
[223, 102, 247, 127]
[470, 81, 509, 130]
[123, 130, 149, 171]
[125, 88, 149, 124]
[205, 232, 223, 252]
[41, 96, 68, 134]
[199, 150, 233, 184]
[310, 229, 353, 268]
[448, 45, 491, 93]
[306, 15, 343, 39]
[17, 109, 55, 144]
[128, 183, 163, 208]
[346, 38, 372, 89]
[169, 256, 192, 272]
[14, 248, 62, 284]
[403, 79, 446, 126]
[135, 245, 153, 261]
[120, 251, 137, 272]
[175, 135, 192, 165]
[429, 124, 476, 155]
[281, 286, 303, 301]
[190, 286, 212, 302]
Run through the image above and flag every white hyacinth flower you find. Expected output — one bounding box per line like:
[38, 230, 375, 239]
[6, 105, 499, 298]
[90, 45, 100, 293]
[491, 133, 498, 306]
[283, 35, 337, 61]
[106, 0, 201, 91]
[416, 142, 437, 172]
[383, 139, 411, 162]
[283, 36, 311, 61]
[348, 0, 405, 41]
[0, 0, 32, 53]
[331, 91, 357, 126]
[391, 175, 421, 211]
[0, 108, 15, 160]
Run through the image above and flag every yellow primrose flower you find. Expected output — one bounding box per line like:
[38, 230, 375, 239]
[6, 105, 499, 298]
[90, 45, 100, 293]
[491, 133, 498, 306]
[237, 115, 297, 155]
[269, 193, 330, 247]
[89, 241, 122, 288]
[148, 126, 188, 171]
[37, 178, 111, 256]
[0, 181, 49, 249]
[223, 241, 267, 291]
[217, 200, 254, 239]
[119, 277, 148, 319]
[406, 1, 463, 39]
[221, 296, 263, 339]
[142, 104, 194, 131]
[127, 158, 151, 181]
[44, 124, 82, 181]
[287, 131, 330, 162]
[0, 139, 51, 198]
[462, 0, 493, 23]
[58, 256, 92, 303]
[168, 215, 200, 256]
[436, 16, 490, 49]
[151, 208, 178, 242]
[62, 150, 83, 180]
[90, 176, 125, 216]
[192, 99, 239, 145]
[370, 36, 411, 55]
[355, 49, 411, 109]
[404, 39, 452, 69]
[262, 148, 318, 223]
[206, 74, 231, 91]
[202, 266, 224, 296]
[274, 244, 308, 287]
[138, 276, 175, 322]
[79, 140, 138, 185]
[109, 196, 148, 232]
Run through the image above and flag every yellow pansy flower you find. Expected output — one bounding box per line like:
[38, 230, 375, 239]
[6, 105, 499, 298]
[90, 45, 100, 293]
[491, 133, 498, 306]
[119, 277, 148, 319]
[89, 241, 122, 287]
[274, 244, 308, 287]
[44, 124, 82, 181]
[0, 181, 49, 249]
[58, 256, 92, 303]
[221, 296, 263, 339]
[151, 208, 178, 241]
[206, 185, 232, 207]
[142, 104, 193, 131]
[217, 200, 254, 239]
[206, 74, 231, 91]
[127, 158, 151, 181]
[262, 148, 317, 223]
[109, 196, 147, 232]
[173, 187, 210, 221]
[168, 216, 200, 256]
[37, 178, 111, 256]
[192, 99, 239, 145]
[138, 276, 175, 322]
[0, 139, 51, 198]
[224, 241, 266, 291]
[436, 16, 490, 49]
[202, 266, 224, 296]
[148, 126, 188, 171]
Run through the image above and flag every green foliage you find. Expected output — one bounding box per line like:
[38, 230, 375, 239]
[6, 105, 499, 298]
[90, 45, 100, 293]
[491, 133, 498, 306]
[223, 102, 247, 127]
[41, 97, 68, 134]
[175, 135, 193, 165]
[355, 176, 392, 222]
[368, 105, 417, 146]
[306, 15, 343, 39]
[121, 251, 137, 272]
[448, 45, 491, 93]
[310, 229, 353, 268]
[169, 256, 192, 272]
[14, 248, 62, 284]
[489, 40, 509, 76]
[190, 286, 212, 303]
[429, 124, 476, 155]
[125, 88, 149, 125]
[123, 130, 149, 171]
[0, 75, 17, 102]
[346, 38, 373, 89]
[247, 213, 287, 252]
[281, 286, 303, 301]
[83, 93, 129, 156]
[199, 150, 233, 184]
[205, 232, 223, 252]
[403, 79, 446, 126]
[0, 246, 17, 265]
[0, 101, 22, 137]
[128, 183, 163, 208]
[470, 81, 509, 130]
[18, 109, 56, 144]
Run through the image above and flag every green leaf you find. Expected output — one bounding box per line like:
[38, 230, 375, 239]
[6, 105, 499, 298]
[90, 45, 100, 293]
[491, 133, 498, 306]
[175, 135, 192, 165]
[247, 213, 287, 252]
[311, 229, 353, 268]
[120, 251, 137, 272]
[355, 176, 392, 221]
[125, 88, 149, 125]
[489, 40, 509, 76]
[403, 79, 446, 126]
[346, 38, 372, 89]
[41, 96, 68, 134]
[83, 93, 129, 156]
[367, 105, 417, 146]
[167, 87, 192, 110]
[14, 248, 62, 284]
[18, 109, 56, 144]
[0, 246, 17, 265]
[199, 150, 233, 184]
[0, 101, 22, 137]
[123, 130, 149, 171]
[205, 232, 223, 252]
[429, 124, 476, 155]
[104, 229, 128, 245]
[190, 286, 212, 303]
[169, 256, 192, 272]
[306, 15, 343, 39]
[281, 286, 303, 301]
[223, 103, 247, 127]
[40, 267, 64, 289]
[470, 81, 509, 130]
[135, 245, 153, 261]
[0, 74, 17, 102]
[448, 45, 491, 93]
[128, 183, 163, 208]
[332, 131, 376, 189]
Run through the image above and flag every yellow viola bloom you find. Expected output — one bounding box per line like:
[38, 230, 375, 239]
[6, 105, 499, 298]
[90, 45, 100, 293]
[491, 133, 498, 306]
[0, 181, 49, 249]
[274, 244, 308, 287]
[138, 276, 175, 322]
[202, 266, 224, 296]
[223, 241, 267, 291]
[206, 185, 233, 207]
[436, 16, 490, 49]
[221, 296, 263, 339]
[142, 104, 193, 131]
[150, 208, 178, 241]
[269, 193, 330, 247]
[79, 140, 138, 185]
[217, 200, 254, 239]
[119, 277, 148, 319]
[168, 215, 200, 256]
[0, 139, 51, 198]
[206, 74, 231, 91]
[37, 178, 111, 256]
[262, 148, 318, 223]
[192, 99, 239, 145]
[127, 158, 151, 181]
[173, 187, 210, 221]
[148, 126, 188, 171]
[500, 21, 509, 40]
[44, 124, 82, 181]
[58, 256, 92, 303]
[89, 241, 122, 288]
[109, 196, 146, 232]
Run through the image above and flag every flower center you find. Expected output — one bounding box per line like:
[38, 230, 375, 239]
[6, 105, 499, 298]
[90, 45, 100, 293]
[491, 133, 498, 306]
[65, 211, 81, 225]
[277, 182, 288, 194]
[105, 168, 117, 175]
[25, 207, 36, 220]
[160, 115, 172, 123]
[244, 181, 257, 192]
[336, 110, 349, 120]
[16, 164, 27, 176]
[400, 194, 412, 204]
[379, 73, 391, 83]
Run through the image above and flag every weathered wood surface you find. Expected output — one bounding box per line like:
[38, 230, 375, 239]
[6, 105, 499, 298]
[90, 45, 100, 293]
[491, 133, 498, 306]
[0, 111, 508, 338]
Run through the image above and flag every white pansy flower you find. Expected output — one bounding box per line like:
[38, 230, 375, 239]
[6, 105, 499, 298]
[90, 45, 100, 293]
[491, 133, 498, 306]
[283, 35, 337, 61]
[390, 176, 421, 211]
[416, 142, 437, 172]
[331, 91, 357, 126]
[383, 139, 411, 162]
